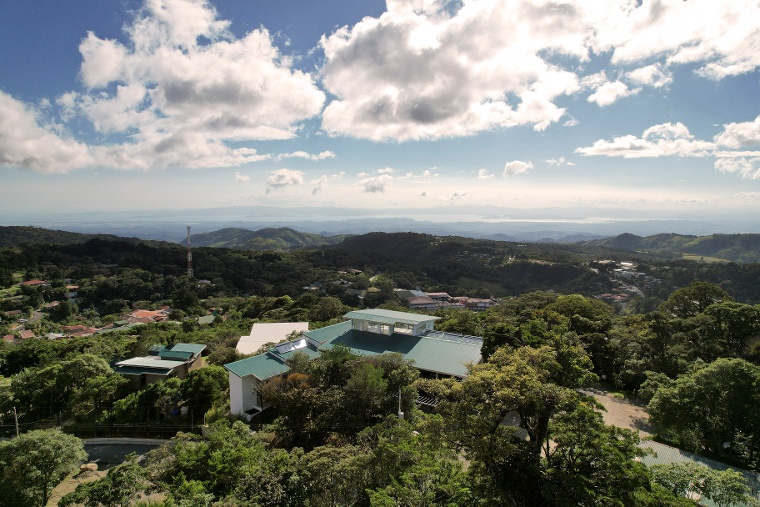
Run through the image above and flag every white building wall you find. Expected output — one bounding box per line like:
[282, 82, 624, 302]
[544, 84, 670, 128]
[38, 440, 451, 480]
[229, 372, 259, 416]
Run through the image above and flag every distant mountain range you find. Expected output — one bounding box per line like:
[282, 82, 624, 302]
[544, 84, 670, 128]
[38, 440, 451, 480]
[583, 233, 760, 263]
[3, 225, 760, 264]
[6, 205, 760, 244]
[180, 227, 351, 251]
[0, 226, 129, 248]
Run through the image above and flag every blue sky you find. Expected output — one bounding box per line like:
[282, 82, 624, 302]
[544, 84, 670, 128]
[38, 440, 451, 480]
[1, 0, 759, 219]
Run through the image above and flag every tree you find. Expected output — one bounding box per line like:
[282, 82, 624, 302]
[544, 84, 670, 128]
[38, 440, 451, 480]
[60, 454, 148, 507]
[648, 358, 760, 459]
[651, 462, 759, 507]
[660, 282, 732, 319]
[180, 365, 228, 415]
[308, 296, 345, 323]
[361, 417, 468, 507]
[0, 429, 87, 507]
[344, 362, 389, 424]
[704, 301, 760, 356]
[439, 345, 596, 505]
[544, 402, 651, 506]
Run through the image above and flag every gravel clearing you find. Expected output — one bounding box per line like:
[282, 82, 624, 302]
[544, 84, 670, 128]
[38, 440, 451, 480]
[580, 385, 654, 438]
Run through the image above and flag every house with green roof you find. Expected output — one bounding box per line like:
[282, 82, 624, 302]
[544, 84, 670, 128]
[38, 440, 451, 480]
[115, 342, 206, 389]
[225, 308, 483, 418]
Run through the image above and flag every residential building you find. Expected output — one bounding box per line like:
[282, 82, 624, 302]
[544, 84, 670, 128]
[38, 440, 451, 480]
[225, 308, 483, 418]
[114, 343, 206, 389]
[235, 322, 310, 356]
[126, 307, 171, 324]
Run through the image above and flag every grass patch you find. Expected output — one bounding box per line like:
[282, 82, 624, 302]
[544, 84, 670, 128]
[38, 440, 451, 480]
[0, 285, 20, 298]
[457, 277, 504, 294]
[681, 254, 730, 263]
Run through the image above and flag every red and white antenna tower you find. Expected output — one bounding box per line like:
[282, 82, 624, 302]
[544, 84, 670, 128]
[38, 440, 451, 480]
[187, 225, 194, 278]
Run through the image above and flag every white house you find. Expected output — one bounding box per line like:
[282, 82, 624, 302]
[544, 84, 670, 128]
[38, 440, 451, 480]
[235, 322, 309, 356]
[225, 308, 483, 418]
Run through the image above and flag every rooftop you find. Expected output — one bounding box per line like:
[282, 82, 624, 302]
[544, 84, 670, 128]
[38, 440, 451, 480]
[150, 343, 206, 360]
[115, 356, 185, 373]
[226, 337, 321, 380]
[236, 322, 309, 356]
[344, 308, 439, 326]
[322, 329, 481, 377]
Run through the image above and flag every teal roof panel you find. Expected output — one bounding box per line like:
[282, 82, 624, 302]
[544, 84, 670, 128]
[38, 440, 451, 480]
[159, 350, 194, 361]
[166, 343, 207, 355]
[114, 365, 173, 376]
[344, 309, 439, 326]
[225, 353, 290, 380]
[321, 330, 481, 377]
[304, 320, 352, 343]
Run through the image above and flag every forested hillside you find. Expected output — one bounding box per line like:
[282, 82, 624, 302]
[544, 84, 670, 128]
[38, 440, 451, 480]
[182, 227, 350, 251]
[0, 226, 128, 248]
[584, 232, 760, 263]
[2, 227, 760, 506]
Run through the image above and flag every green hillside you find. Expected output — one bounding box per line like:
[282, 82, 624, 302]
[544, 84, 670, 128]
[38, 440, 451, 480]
[184, 227, 350, 251]
[0, 226, 129, 248]
[583, 232, 760, 263]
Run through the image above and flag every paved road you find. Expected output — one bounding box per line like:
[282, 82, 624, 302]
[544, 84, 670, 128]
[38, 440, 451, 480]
[83, 439, 167, 469]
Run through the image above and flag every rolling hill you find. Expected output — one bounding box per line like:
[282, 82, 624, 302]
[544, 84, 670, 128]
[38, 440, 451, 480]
[582, 233, 760, 263]
[0, 226, 131, 248]
[183, 227, 350, 251]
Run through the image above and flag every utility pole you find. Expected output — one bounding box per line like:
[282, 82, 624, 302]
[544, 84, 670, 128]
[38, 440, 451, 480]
[397, 389, 404, 420]
[187, 225, 194, 278]
[13, 406, 19, 437]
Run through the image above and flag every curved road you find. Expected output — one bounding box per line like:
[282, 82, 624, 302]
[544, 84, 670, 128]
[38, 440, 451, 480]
[83, 438, 167, 469]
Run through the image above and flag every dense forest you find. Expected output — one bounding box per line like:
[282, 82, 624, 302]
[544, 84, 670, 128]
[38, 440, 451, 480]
[1, 228, 760, 506]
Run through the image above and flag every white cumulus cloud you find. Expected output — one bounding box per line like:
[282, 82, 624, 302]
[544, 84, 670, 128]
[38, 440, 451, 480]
[587, 81, 640, 107]
[358, 174, 393, 193]
[576, 122, 714, 158]
[276, 150, 336, 161]
[715, 158, 760, 180]
[266, 169, 304, 192]
[24, 0, 324, 172]
[626, 64, 673, 88]
[478, 168, 493, 179]
[235, 171, 250, 184]
[504, 160, 533, 176]
[545, 157, 574, 167]
[714, 115, 760, 148]
[0, 91, 93, 173]
[311, 175, 328, 194]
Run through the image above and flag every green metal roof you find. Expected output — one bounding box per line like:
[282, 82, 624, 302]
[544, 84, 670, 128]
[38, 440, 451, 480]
[151, 343, 206, 357]
[304, 320, 352, 343]
[114, 365, 173, 376]
[279, 346, 321, 361]
[115, 357, 184, 371]
[225, 353, 289, 380]
[95, 322, 144, 334]
[159, 350, 194, 361]
[320, 330, 481, 377]
[344, 309, 439, 326]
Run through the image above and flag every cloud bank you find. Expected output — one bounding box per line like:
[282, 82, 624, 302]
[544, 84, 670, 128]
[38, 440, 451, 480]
[2, 0, 760, 173]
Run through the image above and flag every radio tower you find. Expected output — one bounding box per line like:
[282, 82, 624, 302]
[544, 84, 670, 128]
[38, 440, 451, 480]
[186, 225, 194, 278]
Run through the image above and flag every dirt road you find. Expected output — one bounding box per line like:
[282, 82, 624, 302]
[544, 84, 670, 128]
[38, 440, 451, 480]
[580, 386, 654, 438]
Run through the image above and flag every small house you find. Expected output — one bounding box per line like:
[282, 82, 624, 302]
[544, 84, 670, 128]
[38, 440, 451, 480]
[115, 343, 206, 389]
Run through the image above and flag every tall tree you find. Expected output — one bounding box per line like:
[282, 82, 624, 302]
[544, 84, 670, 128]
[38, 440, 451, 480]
[660, 282, 732, 319]
[648, 358, 760, 459]
[0, 429, 87, 507]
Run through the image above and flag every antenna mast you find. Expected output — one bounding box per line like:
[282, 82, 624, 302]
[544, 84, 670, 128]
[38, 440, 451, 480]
[187, 225, 194, 278]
